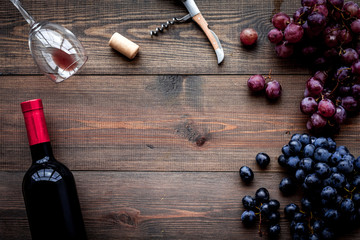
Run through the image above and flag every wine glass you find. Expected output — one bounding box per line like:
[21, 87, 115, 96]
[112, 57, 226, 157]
[10, 0, 88, 83]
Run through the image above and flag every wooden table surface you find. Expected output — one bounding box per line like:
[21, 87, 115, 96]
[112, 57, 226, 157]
[1, 0, 360, 239]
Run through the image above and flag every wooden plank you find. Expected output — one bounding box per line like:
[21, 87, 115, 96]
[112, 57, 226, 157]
[0, 0, 309, 75]
[1, 171, 360, 240]
[1, 75, 360, 171]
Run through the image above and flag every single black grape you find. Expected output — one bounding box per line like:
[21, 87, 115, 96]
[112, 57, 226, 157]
[314, 162, 331, 178]
[286, 155, 301, 171]
[301, 197, 313, 212]
[255, 152, 270, 168]
[314, 147, 331, 163]
[299, 157, 315, 172]
[282, 144, 293, 157]
[304, 173, 322, 189]
[329, 151, 342, 165]
[299, 133, 311, 145]
[289, 140, 303, 154]
[268, 199, 280, 211]
[303, 144, 316, 158]
[255, 188, 270, 203]
[239, 166, 254, 183]
[340, 198, 355, 215]
[323, 209, 340, 225]
[279, 177, 297, 195]
[278, 154, 287, 167]
[337, 160, 354, 174]
[260, 202, 271, 217]
[337, 146, 349, 156]
[284, 203, 300, 220]
[293, 222, 308, 235]
[295, 168, 306, 182]
[321, 227, 335, 240]
[242, 195, 256, 210]
[321, 186, 337, 205]
[267, 211, 280, 223]
[352, 175, 360, 188]
[241, 210, 256, 227]
[329, 172, 346, 189]
[314, 137, 329, 149]
[352, 193, 360, 206]
[268, 224, 281, 239]
[312, 219, 324, 233]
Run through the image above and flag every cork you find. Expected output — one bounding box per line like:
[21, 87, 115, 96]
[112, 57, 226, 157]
[109, 32, 139, 59]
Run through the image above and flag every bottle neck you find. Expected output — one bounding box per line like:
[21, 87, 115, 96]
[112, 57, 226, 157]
[30, 142, 55, 164]
[21, 99, 50, 146]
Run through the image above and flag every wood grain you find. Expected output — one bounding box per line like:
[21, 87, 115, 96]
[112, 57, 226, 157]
[1, 75, 360, 171]
[0, 0, 310, 75]
[2, 0, 360, 239]
[1, 171, 360, 240]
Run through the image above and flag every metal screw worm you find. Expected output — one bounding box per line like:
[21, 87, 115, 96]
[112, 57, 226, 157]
[150, 18, 177, 36]
[150, 14, 191, 37]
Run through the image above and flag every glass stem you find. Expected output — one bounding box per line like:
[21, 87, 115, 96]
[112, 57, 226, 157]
[10, 0, 36, 28]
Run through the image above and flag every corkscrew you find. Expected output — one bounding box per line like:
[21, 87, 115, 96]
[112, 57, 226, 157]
[150, 14, 191, 36]
[149, 0, 224, 64]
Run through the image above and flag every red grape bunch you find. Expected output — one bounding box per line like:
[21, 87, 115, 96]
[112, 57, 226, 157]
[268, 0, 360, 135]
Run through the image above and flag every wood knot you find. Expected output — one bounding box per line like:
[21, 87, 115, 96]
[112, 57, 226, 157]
[107, 208, 140, 227]
[195, 136, 207, 147]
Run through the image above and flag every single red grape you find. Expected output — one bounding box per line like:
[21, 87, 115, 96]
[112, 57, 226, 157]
[301, 0, 316, 6]
[302, 45, 317, 57]
[307, 12, 326, 29]
[272, 12, 290, 30]
[339, 86, 351, 96]
[275, 41, 294, 58]
[342, 96, 358, 112]
[351, 19, 360, 34]
[314, 4, 329, 17]
[293, 6, 312, 21]
[300, 97, 318, 114]
[341, 48, 359, 65]
[310, 112, 327, 128]
[343, 1, 359, 17]
[307, 78, 323, 95]
[268, 29, 284, 44]
[332, 106, 347, 124]
[313, 71, 328, 84]
[318, 99, 336, 117]
[351, 60, 360, 75]
[339, 29, 353, 44]
[240, 28, 258, 46]
[324, 34, 339, 48]
[284, 23, 304, 43]
[328, 0, 344, 8]
[247, 75, 265, 92]
[352, 84, 360, 98]
[265, 80, 282, 99]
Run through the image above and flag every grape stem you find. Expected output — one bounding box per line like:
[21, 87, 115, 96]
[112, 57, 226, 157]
[308, 211, 314, 235]
[258, 212, 263, 237]
[265, 69, 273, 82]
[328, 67, 352, 97]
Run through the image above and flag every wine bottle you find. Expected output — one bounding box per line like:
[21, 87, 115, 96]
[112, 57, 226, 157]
[21, 99, 87, 240]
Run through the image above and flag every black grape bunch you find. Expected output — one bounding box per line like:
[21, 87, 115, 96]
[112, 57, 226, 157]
[241, 188, 282, 239]
[279, 133, 360, 239]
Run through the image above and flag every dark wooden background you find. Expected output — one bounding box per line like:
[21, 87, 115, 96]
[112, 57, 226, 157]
[1, 0, 360, 239]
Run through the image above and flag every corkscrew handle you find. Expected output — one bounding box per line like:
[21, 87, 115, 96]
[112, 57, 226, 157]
[150, 14, 191, 37]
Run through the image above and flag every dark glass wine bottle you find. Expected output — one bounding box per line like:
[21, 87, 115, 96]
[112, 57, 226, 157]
[21, 99, 87, 240]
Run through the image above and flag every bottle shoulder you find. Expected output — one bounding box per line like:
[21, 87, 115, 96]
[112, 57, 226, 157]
[23, 159, 74, 186]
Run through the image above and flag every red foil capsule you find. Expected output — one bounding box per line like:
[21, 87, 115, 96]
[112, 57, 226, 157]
[21, 99, 50, 146]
